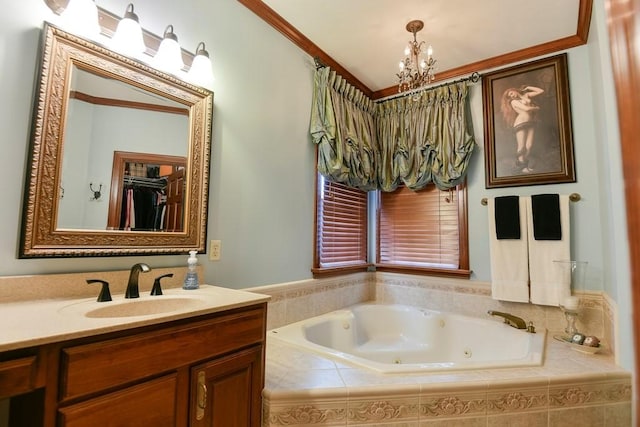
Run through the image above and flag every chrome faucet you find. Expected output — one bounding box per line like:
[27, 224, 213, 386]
[125, 263, 151, 298]
[487, 310, 527, 330]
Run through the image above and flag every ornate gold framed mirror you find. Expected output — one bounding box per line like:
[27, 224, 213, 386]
[20, 23, 213, 257]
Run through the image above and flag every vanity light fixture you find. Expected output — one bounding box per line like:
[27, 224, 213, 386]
[59, 0, 100, 40]
[44, 1, 213, 89]
[153, 25, 184, 74]
[187, 42, 214, 89]
[110, 3, 146, 58]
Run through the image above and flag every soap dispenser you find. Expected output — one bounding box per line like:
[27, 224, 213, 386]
[183, 250, 199, 290]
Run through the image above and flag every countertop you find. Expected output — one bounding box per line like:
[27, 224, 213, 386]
[0, 284, 270, 352]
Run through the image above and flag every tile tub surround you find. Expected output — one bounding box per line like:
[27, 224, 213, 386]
[252, 273, 626, 426]
[248, 272, 613, 358]
[374, 272, 615, 358]
[264, 336, 631, 426]
[246, 272, 375, 330]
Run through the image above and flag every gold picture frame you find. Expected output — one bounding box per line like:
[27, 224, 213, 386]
[20, 23, 213, 257]
[482, 54, 575, 188]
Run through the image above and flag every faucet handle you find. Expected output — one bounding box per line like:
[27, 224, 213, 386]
[151, 273, 174, 296]
[87, 279, 112, 302]
[527, 321, 536, 334]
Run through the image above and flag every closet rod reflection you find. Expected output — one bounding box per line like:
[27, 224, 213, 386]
[480, 193, 581, 206]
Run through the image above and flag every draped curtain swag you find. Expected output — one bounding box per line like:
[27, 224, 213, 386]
[310, 67, 379, 191]
[310, 66, 476, 192]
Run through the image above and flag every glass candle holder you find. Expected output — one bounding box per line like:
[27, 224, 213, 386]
[553, 260, 588, 296]
[560, 306, 579, 335]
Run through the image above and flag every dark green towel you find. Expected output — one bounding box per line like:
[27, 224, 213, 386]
[531, 194, 562, 240]
[494, 196, 521, 239]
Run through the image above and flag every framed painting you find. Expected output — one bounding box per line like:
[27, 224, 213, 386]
[482, 53, 575, 188]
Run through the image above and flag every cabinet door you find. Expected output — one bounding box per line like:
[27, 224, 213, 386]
[58, 374, 178, 427]
[191, 346, 263, 427]
[165, 168, 184, 231]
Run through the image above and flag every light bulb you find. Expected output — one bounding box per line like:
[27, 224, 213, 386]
[404, 45, 410, 56]
[187, 42, 215, 89]
[60, 0, 100, 40]
[399, 61, 405, 71]
[153, 25, 184, 74]
[427, 45, 433, 59]
[110, 4, 146, 58]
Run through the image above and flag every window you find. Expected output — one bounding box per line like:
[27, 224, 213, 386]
[313, 174, 469, 277]
[377, 184, 469, 277]
[312, 174, 369, 275]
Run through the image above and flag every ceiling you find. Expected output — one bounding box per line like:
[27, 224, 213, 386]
[238, 0, 591, 99]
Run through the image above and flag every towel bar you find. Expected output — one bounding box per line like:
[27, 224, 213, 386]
[480, 193, 581, 206]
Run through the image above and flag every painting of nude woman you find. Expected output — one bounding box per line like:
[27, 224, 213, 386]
[482, 54, 576, 188]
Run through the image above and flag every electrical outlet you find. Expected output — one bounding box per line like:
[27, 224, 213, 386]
[209, 240, 221, 260]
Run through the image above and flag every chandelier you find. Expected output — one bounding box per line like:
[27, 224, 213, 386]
[397, 20, 437, 93]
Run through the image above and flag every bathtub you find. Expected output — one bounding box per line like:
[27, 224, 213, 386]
[269, 303, 546, 374]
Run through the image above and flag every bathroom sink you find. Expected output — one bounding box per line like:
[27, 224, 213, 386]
[85, 297, 205, 318]
[59, 296, 208, 319]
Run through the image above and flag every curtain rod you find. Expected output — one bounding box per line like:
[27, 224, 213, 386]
[480, 193, 582, 206]
[313, 57, 481, 103]
[376, 72, 482, 103]
[314, 56, 327, 70]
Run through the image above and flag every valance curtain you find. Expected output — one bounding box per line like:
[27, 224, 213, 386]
[309, 67, 379, 191]
[376, 82, 476, 191]
[309, 67, 476, 192]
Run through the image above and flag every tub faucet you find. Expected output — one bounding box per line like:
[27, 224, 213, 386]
[487, 310, 527, 330]
[125, 263, 151, 299]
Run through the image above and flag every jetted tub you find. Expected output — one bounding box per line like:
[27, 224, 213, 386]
[269, 303, 546, 373]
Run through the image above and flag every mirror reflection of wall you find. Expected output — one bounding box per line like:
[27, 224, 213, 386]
[57, 66, 189, 231]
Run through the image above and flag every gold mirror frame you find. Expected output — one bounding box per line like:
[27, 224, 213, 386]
[20, 23, 213, 257]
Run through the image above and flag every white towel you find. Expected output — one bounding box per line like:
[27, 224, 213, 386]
[488, 197, 530, 302]
[527, 195, 571, 306]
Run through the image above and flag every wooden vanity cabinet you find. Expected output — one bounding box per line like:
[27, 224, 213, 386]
[190, 345, 263, 427]
[57, 374, 181, 426]
[0, 354, 41, 399]
[9, 303, 267, 427]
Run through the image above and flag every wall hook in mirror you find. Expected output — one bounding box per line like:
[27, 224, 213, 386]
[90, 183, 103, 201]
[59, 185, 64, 199]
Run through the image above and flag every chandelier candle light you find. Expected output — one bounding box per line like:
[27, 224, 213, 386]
[397, 20, 437, 94]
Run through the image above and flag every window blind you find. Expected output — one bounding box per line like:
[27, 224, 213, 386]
[315, 175, 368, 268]
[378, 185, 460, 269]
